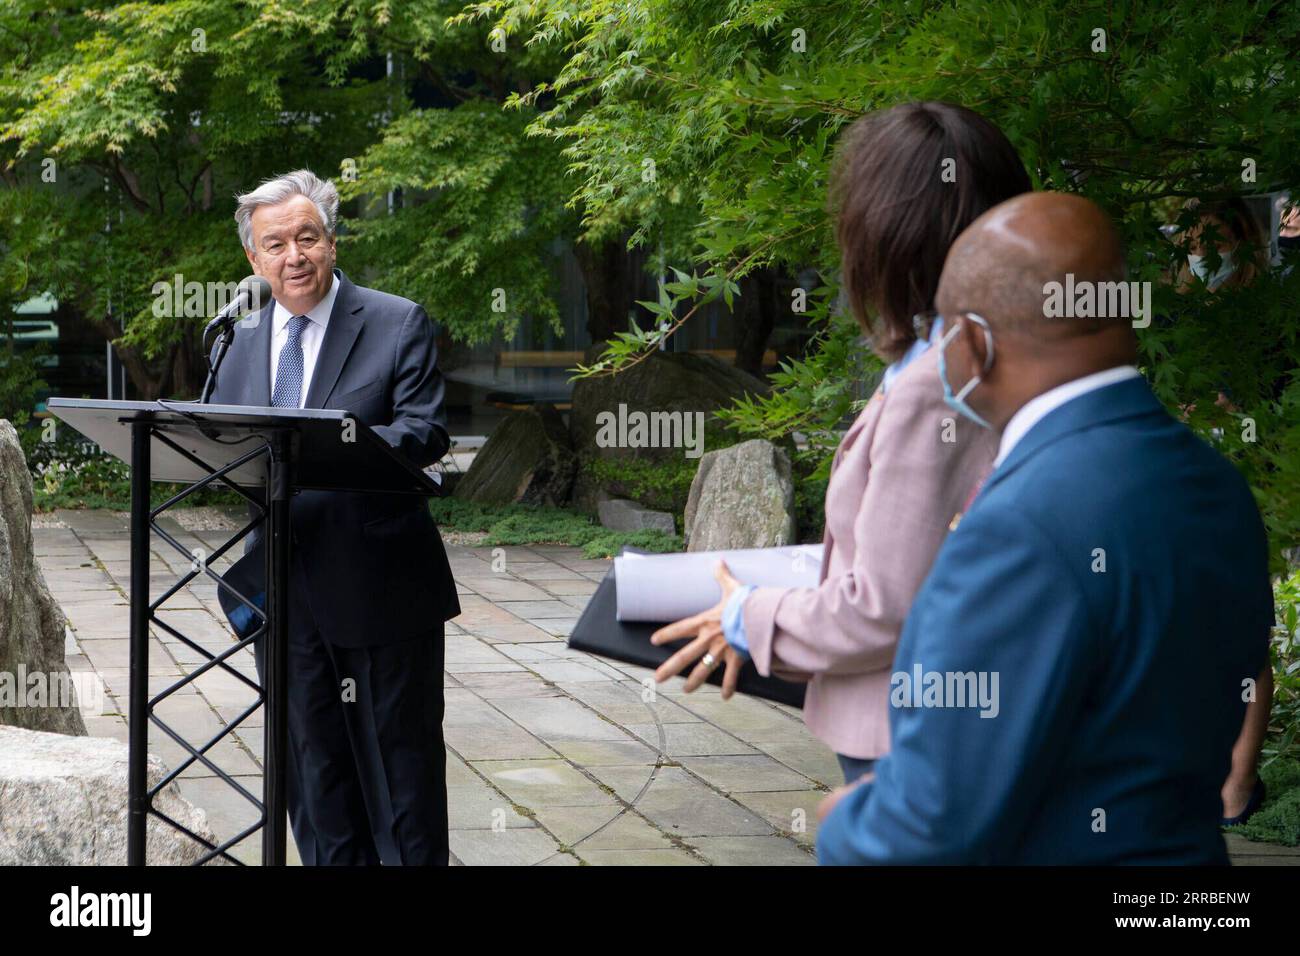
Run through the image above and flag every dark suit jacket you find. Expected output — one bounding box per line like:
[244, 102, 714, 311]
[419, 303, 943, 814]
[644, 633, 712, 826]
[208, 268, 460, 647]
[816, 376, 1273, 864]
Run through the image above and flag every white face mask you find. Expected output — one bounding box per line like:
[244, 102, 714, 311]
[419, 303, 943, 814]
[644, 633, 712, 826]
[1187, 251, 1236, 290]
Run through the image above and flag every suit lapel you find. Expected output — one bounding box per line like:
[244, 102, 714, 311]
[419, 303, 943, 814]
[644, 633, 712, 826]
[304, 270, 365, 409]
[246, 301, 273, 406]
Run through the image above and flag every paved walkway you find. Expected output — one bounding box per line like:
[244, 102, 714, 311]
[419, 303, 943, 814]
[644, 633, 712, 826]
[32, 507, 1299, 865]
[36, 508, 829, 866]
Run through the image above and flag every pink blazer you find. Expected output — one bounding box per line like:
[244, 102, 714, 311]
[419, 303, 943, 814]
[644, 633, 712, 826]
[742, 345, 998, 759]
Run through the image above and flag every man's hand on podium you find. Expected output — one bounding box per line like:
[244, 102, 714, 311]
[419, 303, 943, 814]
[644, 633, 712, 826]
[650, 560, 746, 700]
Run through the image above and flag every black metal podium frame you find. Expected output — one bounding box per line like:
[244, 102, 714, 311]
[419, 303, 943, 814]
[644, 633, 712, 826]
[47, 398, 442, 866]
[129, 416, 290, 865]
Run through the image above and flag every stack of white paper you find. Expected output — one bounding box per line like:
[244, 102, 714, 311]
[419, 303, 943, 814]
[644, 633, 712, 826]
[613, 544, 825, 623]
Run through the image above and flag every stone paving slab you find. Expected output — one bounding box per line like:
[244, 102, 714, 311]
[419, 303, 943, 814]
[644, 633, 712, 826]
[29, 511, 1300, 866]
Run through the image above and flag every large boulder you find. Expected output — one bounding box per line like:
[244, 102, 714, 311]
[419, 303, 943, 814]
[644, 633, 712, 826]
[455, 404, 576, 506]
[0, 420, 85, 736]
[569, 350, 768, 464]
[568, 349, 770, 512]
[0, 724, 226, 864]
[683, 439, 797, 551]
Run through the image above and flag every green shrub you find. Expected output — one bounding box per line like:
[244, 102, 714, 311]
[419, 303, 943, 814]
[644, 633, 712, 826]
[576, 528, 683, 560]
[1229, 757, 1300, 847]
[582, 455, 699, 516]
[1266, 569, 1300, 767]
[580, 422, 744, 521]
[428, 497, 682, 558]
[425, 497, 518, 533]
[1227, 570, 1300, 845]
[792, 471, 828, 545]
[0, 344, 47, 442]
[27, 429, 244, 512]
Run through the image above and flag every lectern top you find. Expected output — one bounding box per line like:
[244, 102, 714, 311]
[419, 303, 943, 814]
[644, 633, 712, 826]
[46, 398, 443, 496]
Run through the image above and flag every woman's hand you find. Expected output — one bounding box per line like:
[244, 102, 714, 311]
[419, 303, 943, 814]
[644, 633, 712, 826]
[650, 560, 746, 699]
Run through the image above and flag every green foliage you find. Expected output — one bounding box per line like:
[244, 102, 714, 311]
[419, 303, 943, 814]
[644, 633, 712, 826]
[338, 101, 576, 344]
[1228, 568, 1300, 845]
[0, 346, 47, 434]
[424, 496, 520, 532]
[463, 0, 1300, 568]
[29, 446, 131, 512]
[581, 422, 743, 516]
[0, 0, 577, 393]
[427, 496, 682, 557]
[722, 307, 879, 479]
[575, 528, 680, 560]
[1267, 568, 1300, 766]
[1229, 756, 1300, 847]
[26, 430, 241, 511]
[583, 454, 699, 516]
[792, 468, 827, 544]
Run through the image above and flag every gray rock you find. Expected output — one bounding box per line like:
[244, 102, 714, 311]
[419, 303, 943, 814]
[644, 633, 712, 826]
[0, 420, 85, 736]
[455, 404, 576, 506]
[597, 498, 676, 535]
[569, 350, 767, 465]
[0, 724, 227, 865]
[683, 439, 796, 551]
[568, 469, 613, 516]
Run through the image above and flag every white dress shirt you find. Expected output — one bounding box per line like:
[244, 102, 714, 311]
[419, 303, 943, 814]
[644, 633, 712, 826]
[994, 365, 1142, 466]
[269, 270, 340, 408]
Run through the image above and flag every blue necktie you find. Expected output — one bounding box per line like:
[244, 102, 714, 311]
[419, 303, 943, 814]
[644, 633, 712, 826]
[272, 315, 309, 408]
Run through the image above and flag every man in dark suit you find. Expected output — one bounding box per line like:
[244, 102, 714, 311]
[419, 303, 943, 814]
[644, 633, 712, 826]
[816, 192, 1273, 864]
[209, 169, 459, 865]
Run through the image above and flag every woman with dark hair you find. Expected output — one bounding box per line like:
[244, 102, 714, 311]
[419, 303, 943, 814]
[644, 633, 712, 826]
[652, 102, 1033, 783]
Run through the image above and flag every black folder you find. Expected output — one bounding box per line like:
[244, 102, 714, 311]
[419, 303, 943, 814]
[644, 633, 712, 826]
[567, 553, 807, 708]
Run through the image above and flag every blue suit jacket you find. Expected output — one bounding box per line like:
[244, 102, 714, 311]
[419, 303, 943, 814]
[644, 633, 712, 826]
[816, 376, 1272, 865]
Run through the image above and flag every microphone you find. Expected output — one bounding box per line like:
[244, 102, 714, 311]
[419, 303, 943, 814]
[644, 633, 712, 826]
[204, 275, 273, 336]
[200, 275, 271, 403]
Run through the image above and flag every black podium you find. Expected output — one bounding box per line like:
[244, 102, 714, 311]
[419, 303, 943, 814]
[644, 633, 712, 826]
[46, 398, 444, 866]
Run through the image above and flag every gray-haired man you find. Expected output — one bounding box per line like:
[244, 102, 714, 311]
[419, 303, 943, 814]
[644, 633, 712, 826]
[210, 169, 459, 865]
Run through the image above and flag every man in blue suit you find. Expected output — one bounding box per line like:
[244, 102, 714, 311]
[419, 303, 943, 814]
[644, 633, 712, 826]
[816, 192, 1273, 865]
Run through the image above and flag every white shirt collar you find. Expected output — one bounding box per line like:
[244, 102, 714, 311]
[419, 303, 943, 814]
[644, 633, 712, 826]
[994, 365, 1142, 466]
[272, 268, 339, 334]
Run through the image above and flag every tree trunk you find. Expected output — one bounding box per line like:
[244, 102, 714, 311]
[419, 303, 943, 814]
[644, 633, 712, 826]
[573, 237, 634, 343]
[80, 309, 166, 399]
[733, 269, 778, 376]
[169, 323, 205, 399]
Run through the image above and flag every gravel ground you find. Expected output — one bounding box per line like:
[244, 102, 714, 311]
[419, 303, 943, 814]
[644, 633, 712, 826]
[438, 529, 489, 546]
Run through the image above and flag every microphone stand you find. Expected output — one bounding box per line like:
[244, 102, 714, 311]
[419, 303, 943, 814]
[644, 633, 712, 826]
[200, 319, 235, 404]
[199, 277, 270, 403]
